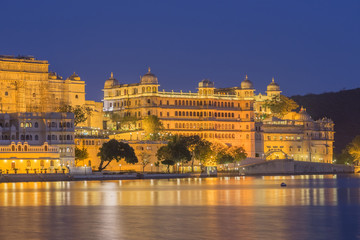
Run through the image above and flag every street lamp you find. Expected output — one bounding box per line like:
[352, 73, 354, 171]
[119, 164, 122, 172]
[151, 163, 153, 173]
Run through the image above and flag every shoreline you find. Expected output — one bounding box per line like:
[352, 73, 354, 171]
[0, 171, 356, 183]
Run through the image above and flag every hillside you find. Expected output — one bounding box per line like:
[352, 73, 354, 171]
[291, 88, 360, 154]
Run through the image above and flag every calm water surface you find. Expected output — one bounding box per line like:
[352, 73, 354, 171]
[0, 174, 359, 240]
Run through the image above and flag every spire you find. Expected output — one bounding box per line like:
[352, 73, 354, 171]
[110, 72, 114, 78]
[148, 67, 151, 73]
[245, 74, 248, 80]
[272, 77, 275, 83]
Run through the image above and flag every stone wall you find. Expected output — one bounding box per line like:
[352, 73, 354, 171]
[240, 159, 353, 175]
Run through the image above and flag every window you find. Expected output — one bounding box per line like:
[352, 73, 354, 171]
[75, 95, 78, 99]
[34, 122, 39, 128]
[5, 92, 8, 96]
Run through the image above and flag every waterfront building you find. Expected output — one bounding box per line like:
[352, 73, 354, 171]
[102, 68, 334, 163]
[0, 112, 75, 173]
[103, 69, 261, 158]
[0, 55, 103, 129]
[262, 108, 334, 163]
[75, 137, 171, 172]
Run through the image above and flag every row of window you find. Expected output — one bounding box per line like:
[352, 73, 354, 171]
[1, 134, 40, 141]
[175, 123, 236, 130]
[178, 132, 250, 140]
[174, 111, 247, 119]
[107, 99, 251, 109]
[76, 140, 102, 145]
[47, 121, 73, 128]
[10, 145, 49, 152]
[47, 135, 73, 141]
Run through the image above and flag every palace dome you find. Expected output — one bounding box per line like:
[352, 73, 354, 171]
[297, 107, 312, 121]
[267, 78, 280, 91]
[141, 67, 158, 85]
[241, 75, 254, 89]
[104, 72, 119, 89]
[198, 79, 214, 88]
[69, 72, 81, 81]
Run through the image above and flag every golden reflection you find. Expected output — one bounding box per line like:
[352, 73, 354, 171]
[0, 175, 350, 207]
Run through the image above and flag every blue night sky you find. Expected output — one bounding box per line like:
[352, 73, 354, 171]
[1, 0, 359, 102]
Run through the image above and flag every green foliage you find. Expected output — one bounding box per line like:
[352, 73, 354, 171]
[111, 113, 138, 131]
[156, 136, 191, 172]
[97, 139, 138, 171]
[228, 146, 247, 162]
[181, 135, 213, 171]
[75, 147, 89, 166]
[334, 150, 354, 165]
[139, 152, 151, 172]
[348, 135, 360, 165]
[264, 95, 299, 118]
[211, 143, 247, 165]
[156, 146, 175, 173]
[142, 115, 164, 140]
[58, 104, 92, 126]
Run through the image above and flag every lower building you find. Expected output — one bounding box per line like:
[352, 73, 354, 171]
[0, 112, 75, 173]
[261, 108, 334, 163]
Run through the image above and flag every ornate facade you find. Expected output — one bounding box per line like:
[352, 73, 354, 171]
[0, 112, 75, 173]
[262, 109, 334, 163]
[102, 68, 334, 163]
[103, 69, 261, 158]
[0, 55, 85, 112]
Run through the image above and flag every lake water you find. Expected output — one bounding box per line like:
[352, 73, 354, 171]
[0, 174, 359, 240]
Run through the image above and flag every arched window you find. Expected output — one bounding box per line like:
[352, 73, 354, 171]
[34, 122, 39, 128]
[12, 145, 15, 151]
[35, 135, 39, 140]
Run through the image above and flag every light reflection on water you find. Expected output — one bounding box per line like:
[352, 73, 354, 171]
[0, 175, 348, 207]
[0, 174, 359, 240]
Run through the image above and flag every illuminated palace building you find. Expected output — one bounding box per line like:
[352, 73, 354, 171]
[0, 112, 74, 172]
[0, 55, 102, 172]
[103, 68, 334, 162]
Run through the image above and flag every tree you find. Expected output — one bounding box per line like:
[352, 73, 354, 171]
[58, 105, 92, 126]
[264, 95, 299, 118]
[142, 115, 164, 140]
[156, 146, 175, 173]
[156, 136, 191, 173]
[348, 135, 360, 165]
[75, 147, 89, 166]
[167, 136, 191, 172]
[97, 139, 138, 171]
[110, 113, 138, 131]
[139, 152, 151, 173]
[182, 135, 213, 172]
[154, 161, 160, 172]
[227, 146, 247, 163]
[210, 143, 247, 168]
